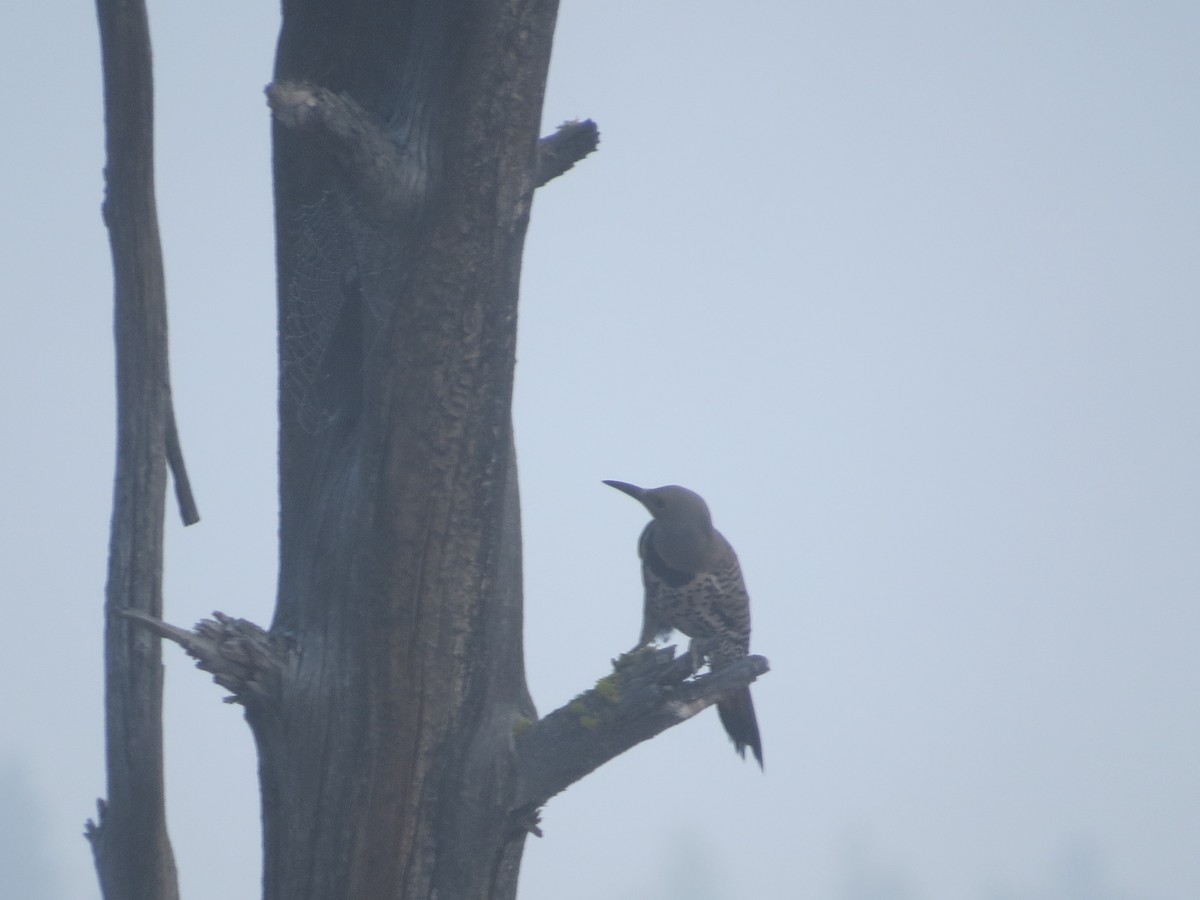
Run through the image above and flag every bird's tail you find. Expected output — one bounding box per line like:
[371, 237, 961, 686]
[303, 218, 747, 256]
[717, 686, 763, 768]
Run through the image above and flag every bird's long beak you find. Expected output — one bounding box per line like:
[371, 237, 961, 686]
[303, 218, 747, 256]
[602, 480, 646, 502]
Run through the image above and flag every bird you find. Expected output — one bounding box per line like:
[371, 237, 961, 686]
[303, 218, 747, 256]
[604, 480, 763, 767]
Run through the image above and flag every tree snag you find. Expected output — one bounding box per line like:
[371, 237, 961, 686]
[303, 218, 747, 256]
[87, 0, 198, 898]
[104, 2, 766, 899]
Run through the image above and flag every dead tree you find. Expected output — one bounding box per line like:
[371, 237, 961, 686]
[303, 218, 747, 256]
[85, 0, 197, 898]
[91, 1, 767, 898]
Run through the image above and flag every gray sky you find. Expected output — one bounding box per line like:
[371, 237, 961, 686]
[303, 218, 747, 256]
[3, 2, 1198, 899]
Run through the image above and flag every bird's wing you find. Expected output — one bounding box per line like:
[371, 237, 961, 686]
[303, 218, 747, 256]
[708, 536, 752, 660]
[637, 522, 689, 643]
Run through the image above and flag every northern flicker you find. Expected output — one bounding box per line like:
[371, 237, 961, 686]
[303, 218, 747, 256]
[604, 480, 763, 767]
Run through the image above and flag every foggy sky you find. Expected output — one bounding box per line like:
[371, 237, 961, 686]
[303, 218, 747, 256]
[2, 2, 1197, 899]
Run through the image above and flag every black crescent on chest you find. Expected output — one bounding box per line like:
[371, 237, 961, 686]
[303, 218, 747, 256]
[638, 523, 697, 588]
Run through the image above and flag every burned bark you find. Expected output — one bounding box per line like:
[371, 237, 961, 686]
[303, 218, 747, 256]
[87, 0, 197, 898]
[259, 2, 561, 897]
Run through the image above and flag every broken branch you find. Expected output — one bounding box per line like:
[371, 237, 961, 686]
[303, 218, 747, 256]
[513, 646, 769, 811]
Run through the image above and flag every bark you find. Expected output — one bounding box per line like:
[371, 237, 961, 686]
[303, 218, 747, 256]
[259, 1, 561, 897]
[86, 0, 196, 896]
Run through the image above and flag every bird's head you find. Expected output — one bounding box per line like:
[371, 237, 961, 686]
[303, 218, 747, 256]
[603, 480, 716, 571]
[603, 481, 712, 526]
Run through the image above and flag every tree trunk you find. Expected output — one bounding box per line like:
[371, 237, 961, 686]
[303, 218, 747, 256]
[87, 0, 195, 897]
[260, 2, 557, 896]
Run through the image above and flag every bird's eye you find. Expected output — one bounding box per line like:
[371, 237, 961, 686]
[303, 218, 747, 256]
[652, 498, 666, 510]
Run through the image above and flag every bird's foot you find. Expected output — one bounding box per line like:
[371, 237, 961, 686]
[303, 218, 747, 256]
[686, 638, 715, 674]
